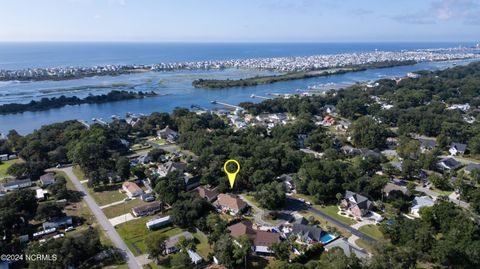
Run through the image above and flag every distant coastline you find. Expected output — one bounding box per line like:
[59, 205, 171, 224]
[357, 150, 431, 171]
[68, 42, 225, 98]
[192, 60, 416, 88]
[0, 90, 157, 115]
[1, 48, 478, 82]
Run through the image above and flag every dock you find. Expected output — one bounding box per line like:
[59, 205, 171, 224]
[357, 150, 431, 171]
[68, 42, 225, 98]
[92, 118, 108, 126]
[77, 120, 90, 129]
[250, 94, 272, 100]
[211, 100, 244, 111]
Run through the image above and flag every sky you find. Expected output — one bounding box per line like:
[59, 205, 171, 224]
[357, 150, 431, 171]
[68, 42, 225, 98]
[0, 0, 479, 42]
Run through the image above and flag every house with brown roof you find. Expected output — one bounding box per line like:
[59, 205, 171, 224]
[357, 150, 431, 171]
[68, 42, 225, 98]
[122, 182, 144, 198]
[341, 191, 373, 219]
[194, 186, 219, 202]
[382, 182, 410, 198]
[132, 201, 162, 217]
[214, 193, 248, 215]
[228, 220, 280, 254]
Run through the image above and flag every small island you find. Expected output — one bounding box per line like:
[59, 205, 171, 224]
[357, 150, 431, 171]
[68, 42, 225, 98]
[192, 60, 417, 88]
[0, 90, 157, 115]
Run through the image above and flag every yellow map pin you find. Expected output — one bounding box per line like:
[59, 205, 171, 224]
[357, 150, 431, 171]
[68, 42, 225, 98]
[224, 159, 240, 189]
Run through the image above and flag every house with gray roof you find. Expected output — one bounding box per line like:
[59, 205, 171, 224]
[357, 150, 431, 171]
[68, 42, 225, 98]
[291, 224, 323, 243]
[341, 191, 373, 218]
[465, 163, 480, 174]
[418, 138, 436, 152]
[325, 238, 368, 259]
[437, 157, 462, 171]
[410, 196, 435, 217]
[164, 232, 194, 254]
[449, 143, 467, 156]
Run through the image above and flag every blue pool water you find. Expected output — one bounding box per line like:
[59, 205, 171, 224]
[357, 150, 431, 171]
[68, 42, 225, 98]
[320, 233, 336, 244]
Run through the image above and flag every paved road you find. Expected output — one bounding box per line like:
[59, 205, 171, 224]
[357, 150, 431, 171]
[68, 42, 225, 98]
[282, 198, 378, 244]
[58, 167, 142, 269]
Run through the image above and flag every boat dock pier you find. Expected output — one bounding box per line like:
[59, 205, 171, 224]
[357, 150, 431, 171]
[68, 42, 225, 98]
[92, 118, 108, 126]
[211, 100, 244, 111]
[250, 94, 272, 100]
[77, 120, 90, 129]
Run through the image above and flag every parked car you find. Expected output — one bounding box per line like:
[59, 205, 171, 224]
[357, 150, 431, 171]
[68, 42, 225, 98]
[65, 226, 75, 232]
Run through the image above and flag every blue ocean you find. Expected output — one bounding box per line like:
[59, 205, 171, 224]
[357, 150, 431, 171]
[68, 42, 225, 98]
[0, 42, 477, 134]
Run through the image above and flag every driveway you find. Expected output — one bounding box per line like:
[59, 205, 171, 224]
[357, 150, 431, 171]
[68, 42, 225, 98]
[239, 194, 282, 227]
[57, 167, 142, 269]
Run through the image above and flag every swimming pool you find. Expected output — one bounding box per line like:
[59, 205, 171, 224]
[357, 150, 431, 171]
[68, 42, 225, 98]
[320, 233, 337, 244]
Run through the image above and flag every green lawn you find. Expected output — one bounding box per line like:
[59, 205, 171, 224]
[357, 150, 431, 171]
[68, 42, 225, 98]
[102, 198, 147, 219]
[315, 205, 357, 225]
[358, 224, 384, 241]
[81, 182, 127, 206]
[73, 165, 87, 181]
[61, 169, 113, 247]
[243, 194, 261, 208]
[192, 231, 211, 259]
[152, 139, 166, 145]
[0, 159, 22, 177]
[355, 239, 375, 253]
[116, 216, 183, 255]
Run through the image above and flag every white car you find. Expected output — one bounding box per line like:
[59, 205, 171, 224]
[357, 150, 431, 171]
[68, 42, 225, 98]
[65, 226, 75, 232]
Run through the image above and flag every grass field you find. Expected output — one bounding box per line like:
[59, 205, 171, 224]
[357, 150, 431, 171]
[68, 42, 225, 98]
[314, 205, 357, 226]
[0, 159, 22, 177]
[60, 169, 113, 247]
[116, 216, 183, 255]
[355, 239, 375, 253]
[242, 194, 261, 208]
[358, 224, 384, 241]
[192, 231, 211, 259]
[102, 198, 147, 219]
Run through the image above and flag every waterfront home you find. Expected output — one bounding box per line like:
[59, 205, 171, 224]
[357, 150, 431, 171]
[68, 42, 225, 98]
[1, 178, 32, 192]
[39, 173, 56, 187]
[157, 126, 179, 143]
[132, 201, 162, 217]
[146, 216, 171, 230]
[214, 193, 248, 215]
[324, 238, 368, 259]
[449, 143, 467, 156]
[341, 191, 373, 218]
[194, 186, 219, 202]
[228, 220, 280, 254]
[411, 196, 435, 217]
[164, 232, 194, 254]
[437, 157, 462, 171]
[122, 181, 143, 198]
[157, 161, 187, 178]
[42, 216, 73, 230]
[465, 163, 480, 174]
